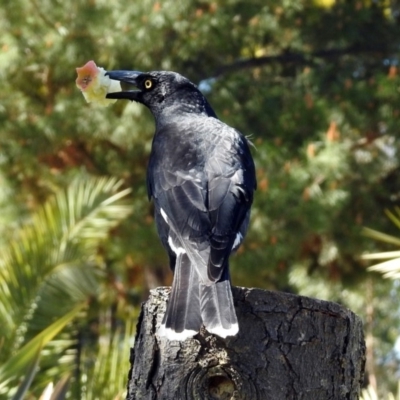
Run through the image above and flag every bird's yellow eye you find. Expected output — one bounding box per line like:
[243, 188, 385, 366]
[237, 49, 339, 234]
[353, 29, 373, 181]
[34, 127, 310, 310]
[144, 79, 153, 89]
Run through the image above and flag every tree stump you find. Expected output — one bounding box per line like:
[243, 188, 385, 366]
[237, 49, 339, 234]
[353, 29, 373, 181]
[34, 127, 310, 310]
[127, 287, 365, 400]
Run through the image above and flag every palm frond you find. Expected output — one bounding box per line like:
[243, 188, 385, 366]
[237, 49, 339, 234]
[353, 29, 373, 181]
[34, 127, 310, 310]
[10, 348, 41, 400]
[37, 375, 70, 400]
[362, 250, 400, 279]
[0, 175, 132, 340]
[363, 227, 400, 247]
[360, 382, 400, 400]
[0, 175, 133, 396]
[361, 251, 400, 260]
[385, 208, 400, 231]
[363, 220, 400, 279]
[368, 258, 400, 279]
[0, 304, 84, 393]
[360, 385, 379, 400]
[83, 318, 135, 400]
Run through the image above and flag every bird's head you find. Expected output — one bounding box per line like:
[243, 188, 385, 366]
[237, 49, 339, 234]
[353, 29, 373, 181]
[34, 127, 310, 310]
[106, 70, 216, 117]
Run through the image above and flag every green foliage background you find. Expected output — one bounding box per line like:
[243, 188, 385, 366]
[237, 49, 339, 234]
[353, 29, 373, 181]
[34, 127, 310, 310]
[1, 0, 400, 397]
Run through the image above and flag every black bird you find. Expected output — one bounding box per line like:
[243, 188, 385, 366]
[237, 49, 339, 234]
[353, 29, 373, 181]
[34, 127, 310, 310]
[106, 70, 256, 340]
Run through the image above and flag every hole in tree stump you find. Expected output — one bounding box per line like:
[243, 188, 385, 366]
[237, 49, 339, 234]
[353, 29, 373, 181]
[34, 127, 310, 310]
[208, 374, 236, 399]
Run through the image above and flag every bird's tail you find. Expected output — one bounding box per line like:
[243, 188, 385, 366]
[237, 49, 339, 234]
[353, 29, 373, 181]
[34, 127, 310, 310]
[200, 269, 238, 338]
[158, 253, 238, 341]
[158, 252, 202, 341]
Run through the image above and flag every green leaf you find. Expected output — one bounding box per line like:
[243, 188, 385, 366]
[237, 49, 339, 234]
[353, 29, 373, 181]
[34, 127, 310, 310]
[0, 303, 85, 390]
[386, 208, 400, 231]
[11, 348, 41, 400]
[361, 251, 400, 260]
[362, 227, 400, 247]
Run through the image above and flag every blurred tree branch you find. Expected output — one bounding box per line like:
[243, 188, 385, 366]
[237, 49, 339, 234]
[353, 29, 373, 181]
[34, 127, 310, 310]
[212, 46, 389, 78]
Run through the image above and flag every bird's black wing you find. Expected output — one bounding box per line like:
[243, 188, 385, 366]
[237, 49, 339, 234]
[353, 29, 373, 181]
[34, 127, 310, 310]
[147, 118, 212, 284]
[197, 120, 256, 337]
[147, 119, 214, 339]
[205, 121, 256, 282]
[147, 117, 256, 281]
[147, 117, 255, 339]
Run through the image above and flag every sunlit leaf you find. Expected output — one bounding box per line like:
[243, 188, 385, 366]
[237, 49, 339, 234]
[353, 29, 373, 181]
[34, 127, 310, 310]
[368, 258, 400, 279]
[361, 251, 400, 260]
[49, 375, 70, 400]
[0, 304, 84, 390]
[360, 385, 379, 400]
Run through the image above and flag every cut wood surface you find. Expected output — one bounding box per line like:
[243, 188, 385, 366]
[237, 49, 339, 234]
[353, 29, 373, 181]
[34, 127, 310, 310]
[127, 286, 365, 400]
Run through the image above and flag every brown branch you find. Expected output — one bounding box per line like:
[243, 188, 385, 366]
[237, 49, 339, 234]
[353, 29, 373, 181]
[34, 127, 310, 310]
[212, 46, 388, 78]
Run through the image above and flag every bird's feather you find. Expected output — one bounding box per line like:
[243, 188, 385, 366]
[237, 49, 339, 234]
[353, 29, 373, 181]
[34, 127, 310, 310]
[200, 267, 238, 337]
[159, 243, 202, 340]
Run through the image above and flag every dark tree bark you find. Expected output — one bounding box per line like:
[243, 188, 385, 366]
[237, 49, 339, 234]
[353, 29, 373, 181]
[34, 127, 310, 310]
[127, 287, 365, 400]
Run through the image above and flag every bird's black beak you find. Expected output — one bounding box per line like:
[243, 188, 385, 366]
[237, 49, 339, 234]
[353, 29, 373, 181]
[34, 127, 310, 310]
[105, 70, 142, 101]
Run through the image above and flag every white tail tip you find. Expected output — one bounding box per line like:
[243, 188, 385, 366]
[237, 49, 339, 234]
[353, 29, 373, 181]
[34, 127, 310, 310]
[158, 324, 197, 341]
[207, 323, 239, 338]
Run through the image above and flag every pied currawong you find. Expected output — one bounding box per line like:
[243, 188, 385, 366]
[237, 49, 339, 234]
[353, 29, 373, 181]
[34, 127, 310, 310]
[106, 70, 256, 341]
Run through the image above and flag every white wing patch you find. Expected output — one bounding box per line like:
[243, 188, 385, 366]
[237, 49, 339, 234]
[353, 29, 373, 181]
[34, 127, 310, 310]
[160, 207, 169, 223]
[232, 232, 243, 250]
[168, 236, 185, 256]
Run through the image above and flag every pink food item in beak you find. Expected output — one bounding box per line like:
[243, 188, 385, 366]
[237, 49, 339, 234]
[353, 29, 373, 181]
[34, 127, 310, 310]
[76, 60, 121, 106]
